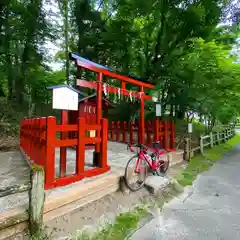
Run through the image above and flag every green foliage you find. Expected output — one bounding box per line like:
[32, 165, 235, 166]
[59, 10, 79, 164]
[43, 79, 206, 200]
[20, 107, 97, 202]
[0, 0, 240, 129]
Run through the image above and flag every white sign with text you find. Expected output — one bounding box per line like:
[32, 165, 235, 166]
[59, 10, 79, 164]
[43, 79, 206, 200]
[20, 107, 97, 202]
[52, 87, 78, 111]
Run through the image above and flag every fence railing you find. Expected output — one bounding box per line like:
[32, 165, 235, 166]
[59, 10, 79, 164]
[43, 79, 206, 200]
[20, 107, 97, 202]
[20, 117, 110, 189]
[184, 127, 235, 160]
[108, 119, 175, 150]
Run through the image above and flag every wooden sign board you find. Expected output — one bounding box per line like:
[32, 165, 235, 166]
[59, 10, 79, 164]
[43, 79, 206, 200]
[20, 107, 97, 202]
[89, 130, 96, 138]
[52, 87, 78, 111]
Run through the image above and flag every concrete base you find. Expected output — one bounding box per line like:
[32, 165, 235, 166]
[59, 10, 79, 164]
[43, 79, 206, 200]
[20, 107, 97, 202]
[144, 176, 170, 194]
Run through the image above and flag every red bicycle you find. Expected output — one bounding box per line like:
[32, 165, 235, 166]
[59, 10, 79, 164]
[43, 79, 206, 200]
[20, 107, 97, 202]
[124, 141, 170, 192]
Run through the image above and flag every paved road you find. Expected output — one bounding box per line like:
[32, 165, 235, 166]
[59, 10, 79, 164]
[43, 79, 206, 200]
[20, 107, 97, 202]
[131, 144, 240, 240]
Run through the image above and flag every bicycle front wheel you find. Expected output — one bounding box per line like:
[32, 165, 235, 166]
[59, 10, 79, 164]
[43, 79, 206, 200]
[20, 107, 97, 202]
[124, 154, 148, 192]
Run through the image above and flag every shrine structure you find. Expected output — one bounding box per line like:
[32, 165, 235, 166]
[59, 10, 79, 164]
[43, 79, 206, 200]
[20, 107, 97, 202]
[19, 53, 175, 189]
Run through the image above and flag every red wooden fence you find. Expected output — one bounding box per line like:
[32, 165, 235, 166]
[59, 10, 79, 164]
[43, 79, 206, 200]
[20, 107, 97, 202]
[20, 117, 110, 189]
[108, 120, 175, 150]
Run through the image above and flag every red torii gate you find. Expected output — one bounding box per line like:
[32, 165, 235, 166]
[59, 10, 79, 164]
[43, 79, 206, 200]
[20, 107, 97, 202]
[70, 53, 155, 148]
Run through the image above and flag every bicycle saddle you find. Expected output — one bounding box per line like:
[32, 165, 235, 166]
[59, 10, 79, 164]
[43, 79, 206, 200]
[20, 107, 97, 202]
[152, 141, 163, 149]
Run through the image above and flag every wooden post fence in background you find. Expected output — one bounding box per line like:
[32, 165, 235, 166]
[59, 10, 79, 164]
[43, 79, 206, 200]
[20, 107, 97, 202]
[200, 135, 204, 154]
[210, 132, 213, 148]
[216, 131, 220, 145]
[183, 137, 190, 161]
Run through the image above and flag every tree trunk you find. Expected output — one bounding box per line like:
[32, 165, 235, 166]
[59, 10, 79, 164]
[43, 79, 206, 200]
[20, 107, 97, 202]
[63, 0, 70, 84]
[4, 6, 13, 101]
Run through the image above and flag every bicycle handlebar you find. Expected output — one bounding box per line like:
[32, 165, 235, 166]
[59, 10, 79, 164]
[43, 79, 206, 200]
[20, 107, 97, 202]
[127, 142, 170, 155]
[127, 143, 149, 153]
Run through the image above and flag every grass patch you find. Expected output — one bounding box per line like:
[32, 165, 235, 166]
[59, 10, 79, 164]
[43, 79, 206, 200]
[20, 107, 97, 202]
[71, 206, 148, 240]
[177, 133, 240, 186]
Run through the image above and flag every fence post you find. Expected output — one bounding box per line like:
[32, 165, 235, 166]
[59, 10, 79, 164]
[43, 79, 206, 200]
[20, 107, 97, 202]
[45, 116, 56, 187]
[32, 119, 37, 163]
[200, 135, 204, 154]
[35, 118, 40, 164]
[210, 132, 213, 148]
[123, 121, 127, 143]
[39, 118, 46, 167]
[146, 121, 151, 145]
[163, 120, 168, 150]
[111, 121, 114, 141]
[223, 130, 226, 141]
[183, 137, 190, 161]
[29, 166, 45, 237]
[216, 131, 220, 144]
[129, 122, 134, 144]
[29, 119, 33, 160]
[116, 121, 120, 142]
[153, 120, 159, 142]
[137, 120, 141, 143]
[100, 118, 108, 168]
[228, 129, 231, 138]
[28, 119, 31, 156]
[76, 117, 85, 174]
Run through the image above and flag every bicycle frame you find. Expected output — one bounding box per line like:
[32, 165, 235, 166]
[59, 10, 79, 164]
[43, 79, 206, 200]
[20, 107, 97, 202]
[135, 149, 166, 172]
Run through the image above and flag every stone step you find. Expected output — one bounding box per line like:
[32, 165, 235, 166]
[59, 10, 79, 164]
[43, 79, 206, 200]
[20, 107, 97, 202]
[44, 171, 122, 214]
[144, 176, 170, 194]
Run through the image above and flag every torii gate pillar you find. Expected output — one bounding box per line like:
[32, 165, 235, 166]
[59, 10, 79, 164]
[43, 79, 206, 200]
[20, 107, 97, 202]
[140, 86, 145, 144]
[93, 72, 103, 166]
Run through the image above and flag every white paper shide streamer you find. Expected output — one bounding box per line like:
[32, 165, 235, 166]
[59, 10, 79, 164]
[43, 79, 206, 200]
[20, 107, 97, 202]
[129, 91, 133, 102]
[118, 88, 121, 100]
[103, 83, 107, 96]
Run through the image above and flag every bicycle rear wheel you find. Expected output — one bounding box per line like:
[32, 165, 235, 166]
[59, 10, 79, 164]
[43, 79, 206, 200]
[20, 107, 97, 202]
[124, 154, 148, 192]
[155, 154, 170, 175]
